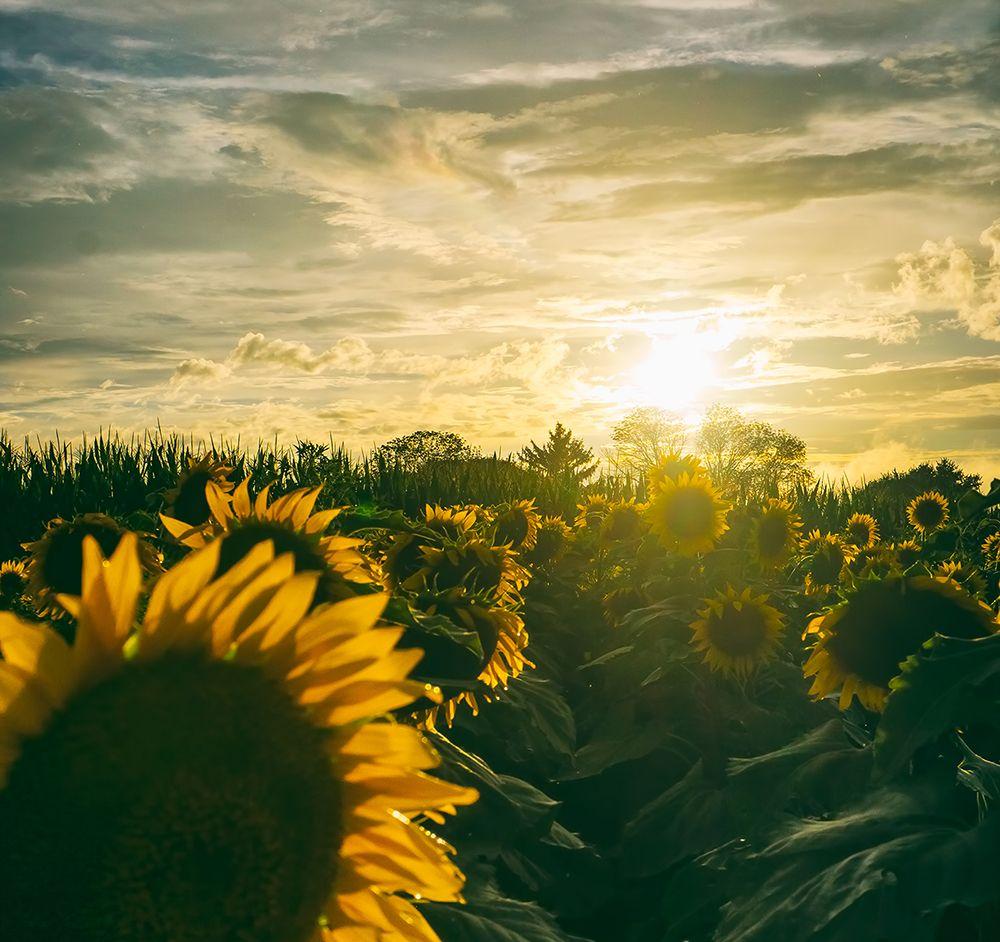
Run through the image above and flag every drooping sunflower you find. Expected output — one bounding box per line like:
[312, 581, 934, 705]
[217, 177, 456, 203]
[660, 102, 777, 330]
[574, 495, 610, 530]
[0, 535, 477, 942]
[162, 454, 234, 527]
[600, 499, 646, 544]
[23, 513, 161, 617]
[800, 530, 854, 595]
[415, 538, 530, 605]
[843, 512, 879, 551]
[892, 539, 922, 569]
[492, 499, 541, 552]
[853, 545, 899, 580]
[162, 480, 374, 607]
[981, 532, 1000, 566]
[935, 560, 987, 597]
[383, 533, 428, 591]
[602, 586, 646, 628]
[690, 585, 784, 678]
[525, 516, 572, 567]
[803, 574, 995, 711]
[645, 473, 730, 556]
[647, 451, 703, 492]
[751, 498, 802, 569]
[424, 505, 478, 541]
[0, 560, 28, 604]
[906, 491, 949, 535]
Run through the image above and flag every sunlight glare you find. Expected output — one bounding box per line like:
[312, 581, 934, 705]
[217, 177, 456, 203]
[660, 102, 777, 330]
[629, 336, 718, 411]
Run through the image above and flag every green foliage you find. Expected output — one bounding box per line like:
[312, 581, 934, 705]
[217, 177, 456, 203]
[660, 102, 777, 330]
[517, 423, 598, 485]
[609, 406, 686, 474]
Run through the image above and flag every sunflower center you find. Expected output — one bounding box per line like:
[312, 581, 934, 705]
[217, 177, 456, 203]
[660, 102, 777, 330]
[40, 520, 123, 596]
[171, 470, 215, 525]
[757, 515, 791, 557]
[824, 580, 991, 688]
[809, 544, 844, 585]
[495, 511, 529, 548]
[705, 604, 769, 657]
[0, 568, 25, 597]
[0, 656, 342, 942]
[913, 499, 945, 528]
[665, 488, 716, 539]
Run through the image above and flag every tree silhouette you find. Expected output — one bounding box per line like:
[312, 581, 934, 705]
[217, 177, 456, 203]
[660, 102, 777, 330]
[518, 422, 598, 484]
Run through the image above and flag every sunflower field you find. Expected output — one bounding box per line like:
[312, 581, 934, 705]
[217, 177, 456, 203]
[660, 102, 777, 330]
[4, 433, 1000, 941]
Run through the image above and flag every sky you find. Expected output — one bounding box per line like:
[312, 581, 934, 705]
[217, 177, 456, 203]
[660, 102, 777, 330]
[0, 0, 998, 479]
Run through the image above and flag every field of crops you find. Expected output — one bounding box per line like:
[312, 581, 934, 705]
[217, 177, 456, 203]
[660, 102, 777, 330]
[3, 432, 1000, 941]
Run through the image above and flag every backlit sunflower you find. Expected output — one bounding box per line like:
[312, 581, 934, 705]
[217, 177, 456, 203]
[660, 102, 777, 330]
[23, 513, 161, 617]
[162, 454, 234, 527]
[981, 532, 1000, 566]
[602, 586, 646, 628]
[751, 498, 802, 569]
[906, 491, 949, 535]
[162, 480, 374, 607]
[645, 473, 730, 556]
[800, 530, 854, 595]
[415, 538, 530, 605]
[574, 495, 610, 530]
[853, 545, 898, 580]
[690, 585, 784, 678]
[492, 499, 540, 551]
[892, 539, 922, 569]
[803, 574, 995, 711]
[0, 535, 477, 942]
[843, 513, 879, 551]
[383, 533, 428, 591]
[647, 451, 703, 491]
[424, 505, 478, 541]
[525, 516, 572, 567]
[600, 499, 646, 543]
[935, 560, 987, 597]
[0, 560, 28, 604]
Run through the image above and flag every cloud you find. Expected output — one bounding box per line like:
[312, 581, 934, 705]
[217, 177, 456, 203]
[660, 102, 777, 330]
[895, 217, 1000, 340]
[168, 357, 232, 387]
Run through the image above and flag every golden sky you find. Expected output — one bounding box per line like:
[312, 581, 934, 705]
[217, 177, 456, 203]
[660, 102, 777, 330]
[1, 1, 998, 478]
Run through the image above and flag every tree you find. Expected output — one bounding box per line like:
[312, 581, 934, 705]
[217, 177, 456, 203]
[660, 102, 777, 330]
[518, 422, 598, 484]
[373, 430, 479, 470]
[696, 404, 811, 501]
[610, 407, 686, 475]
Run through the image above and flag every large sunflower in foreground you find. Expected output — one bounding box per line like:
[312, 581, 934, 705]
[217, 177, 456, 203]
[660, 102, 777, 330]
[0, 535, 477, 942]
[162, 480, 374, 607]
[843, 512, 879, 551]
[645, 473, 730, 556]
[492, 499, 541, 552]
[800, 530, 854, 595]
[906, 491, 949, 535]
[803, 574, 995, 711]
[23, 513, 161, 617]
[751, 498, 802, 569]
[691, 586, 784, 678]
[162, 454, 234, 527]
[647, 451, 703, 491]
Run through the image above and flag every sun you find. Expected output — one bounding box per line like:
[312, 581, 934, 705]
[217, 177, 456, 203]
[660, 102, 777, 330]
[630, 336, 718, 409]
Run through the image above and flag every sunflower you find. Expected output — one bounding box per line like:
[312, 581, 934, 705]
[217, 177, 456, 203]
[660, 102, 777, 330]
[892, 539, 922, 569]
[647, 451, 703, 492]
[525, 516, 572, 567]
[162, 480, 374, 607]
[843, 512, 879, 551]
[0, 535, 477, 942]
[383, 533, 428, 591]
[492, 499, 540, 551]
[415, 538, 530, 605]
[751, 498, 802, 569]
[602, 586, 646, 628]
[690, 586, 784, 678]
[853, 545, 898, 580]
[0, 560, 28, 604]
[803, 574, 995, 711]
[800, 530, 853, 595]
[906, 491, 949, 535]
[162, 454, 234, 527]
[23, 513, 161, 617]
[935, 560, 987, 597]
[645, 473, 730, 556]
[574, 495, 610, 530]
[981, 532, 1000, 566]
[600, 499, 646, 543]
[424, 505, 478, 541]
[415, 592, 533, 729]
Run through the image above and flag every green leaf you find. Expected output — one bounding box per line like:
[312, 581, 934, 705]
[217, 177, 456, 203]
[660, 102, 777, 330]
[874, 632, 1000, 780]
[956, 735, 1000, 802]
[422, 892, 586, 942]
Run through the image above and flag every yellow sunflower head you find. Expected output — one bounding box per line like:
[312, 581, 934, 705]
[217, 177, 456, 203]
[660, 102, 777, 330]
[602, 586, 646, 628]
[751, 498, 802, 569]
[574, 495, 610, 530]
[892, 539, 922, 570]
[492, 499, 541, 551]
[23, 513, 161, 617]
[525, 515, 573, 567]
[800, 530, 853, 595]
[424, 504, 478, 541]
[690, 585, 784, 678]
[935, 559, 987, 597]
[852, 545, 899, 580]
[600, 499, 647, 544]
[644, 473, 730, 556]
[981, 531, 1000, 567]
[0, 560, 28, 604]
[416, 538, 530, 605]
[843, 512, 879, 551]
[647, 451, 704, 492]
[0, 535, 477, 942]
[804, 574, 995, 711]
[162, 480, 374, 608]
[162, 454, 234, 527]
[906, 491, 949, 534]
